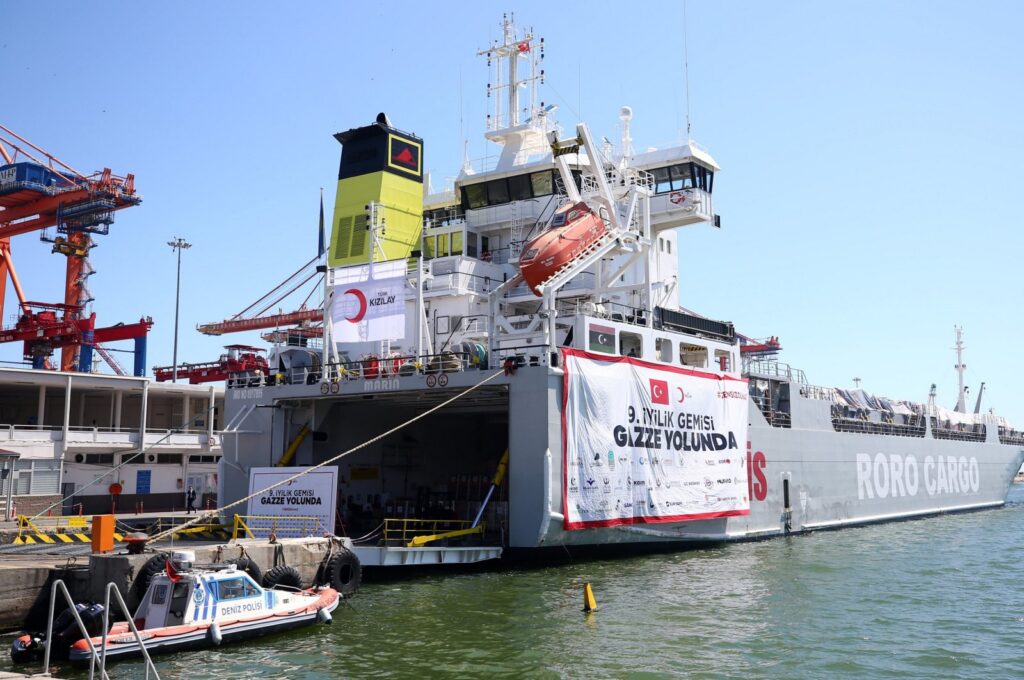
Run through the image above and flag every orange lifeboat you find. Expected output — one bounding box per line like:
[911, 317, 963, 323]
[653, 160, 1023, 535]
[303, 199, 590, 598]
[518, 201, 607, 295]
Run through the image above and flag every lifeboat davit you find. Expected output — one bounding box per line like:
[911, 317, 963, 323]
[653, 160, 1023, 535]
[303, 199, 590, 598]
[518, 201, 607, 295]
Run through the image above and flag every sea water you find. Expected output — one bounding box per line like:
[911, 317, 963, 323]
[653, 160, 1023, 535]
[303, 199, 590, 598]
[10, 485, 1024, 679]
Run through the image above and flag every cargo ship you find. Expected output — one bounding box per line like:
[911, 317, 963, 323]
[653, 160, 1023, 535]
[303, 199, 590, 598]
[218, 15, 1024, 559]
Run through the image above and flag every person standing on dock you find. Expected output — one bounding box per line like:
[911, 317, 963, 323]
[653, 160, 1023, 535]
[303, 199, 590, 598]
[186, 485, 197, 514]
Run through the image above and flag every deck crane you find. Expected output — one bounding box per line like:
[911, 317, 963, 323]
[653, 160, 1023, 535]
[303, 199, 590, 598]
[196, 255, 325, 336]
[0, 124, 149, 374]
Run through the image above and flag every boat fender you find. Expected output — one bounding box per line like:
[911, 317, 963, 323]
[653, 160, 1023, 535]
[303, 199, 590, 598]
[317, 607, 333, 625]
[133, 553, 171, 599]
[208, 622, 222, 646]
[10, 633, 44, 663]
[228, 556, 263, 585]
[324, 548, 362, 596]
[262, 565, 303, 590]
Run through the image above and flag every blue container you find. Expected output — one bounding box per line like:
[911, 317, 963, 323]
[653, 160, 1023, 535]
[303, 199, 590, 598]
[0, 162, 73, 188]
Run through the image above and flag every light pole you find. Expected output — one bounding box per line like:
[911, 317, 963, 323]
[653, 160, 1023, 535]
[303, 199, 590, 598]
[167, 237, 192, 383]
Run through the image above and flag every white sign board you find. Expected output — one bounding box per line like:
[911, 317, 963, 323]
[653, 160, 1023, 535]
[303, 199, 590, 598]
[246, 467, 337, 536]
[562, 349, 750, 530]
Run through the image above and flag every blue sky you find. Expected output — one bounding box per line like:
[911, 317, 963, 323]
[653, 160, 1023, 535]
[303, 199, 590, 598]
[3, 2, 1022, 420]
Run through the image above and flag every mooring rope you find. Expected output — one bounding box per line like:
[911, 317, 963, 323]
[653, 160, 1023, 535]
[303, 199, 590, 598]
[146, 369, 508, 544]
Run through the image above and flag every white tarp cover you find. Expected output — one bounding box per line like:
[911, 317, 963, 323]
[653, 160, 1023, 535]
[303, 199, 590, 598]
[330, 260, 406, 342]
[246, 467, 338, 536]
[562, 349, 750, 530]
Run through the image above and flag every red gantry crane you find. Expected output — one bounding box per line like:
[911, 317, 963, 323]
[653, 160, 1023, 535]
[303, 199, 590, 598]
[0, 125, 151, 374]
[153, 344, 269, 384]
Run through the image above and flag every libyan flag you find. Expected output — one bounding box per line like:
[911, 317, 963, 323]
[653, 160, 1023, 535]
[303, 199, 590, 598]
[588, 324, 615, 353]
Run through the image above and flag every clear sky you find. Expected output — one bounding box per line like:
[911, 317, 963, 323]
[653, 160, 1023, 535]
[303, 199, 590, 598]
[3, 1, 1023, 420]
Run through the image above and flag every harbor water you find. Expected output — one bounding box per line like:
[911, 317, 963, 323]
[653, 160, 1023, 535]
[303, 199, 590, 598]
[9, 484, 1024, 679]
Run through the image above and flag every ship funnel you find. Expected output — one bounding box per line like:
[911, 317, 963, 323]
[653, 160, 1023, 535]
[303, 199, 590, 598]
[328, 118, 424, 267]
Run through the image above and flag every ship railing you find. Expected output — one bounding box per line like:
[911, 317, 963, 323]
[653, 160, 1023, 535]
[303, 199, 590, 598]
[490, 343, 552, 369]
[930, 418, 987, 442]
[381, 518, 482, 547]
[998, 427, 1024, 446]
[744, 358, 808, 385]
[830, 405, 928, 437]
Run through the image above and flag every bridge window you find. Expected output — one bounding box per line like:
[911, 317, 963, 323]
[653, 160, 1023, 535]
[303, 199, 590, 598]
[509, 174, 532, 201]
[460, 170, 557, 211]
[650, 162, 715, 195]
[680, 344, 708, 368]
[463, 183, 487, 209]
[487, 179, 510, 205]
[530, 170, 553, 197]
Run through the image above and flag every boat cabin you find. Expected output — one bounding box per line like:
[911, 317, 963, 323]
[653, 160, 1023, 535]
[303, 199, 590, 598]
[133, 554, 287, 630]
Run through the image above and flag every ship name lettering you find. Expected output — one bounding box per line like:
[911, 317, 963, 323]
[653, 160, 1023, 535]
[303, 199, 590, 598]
[856, 453, 979, 500]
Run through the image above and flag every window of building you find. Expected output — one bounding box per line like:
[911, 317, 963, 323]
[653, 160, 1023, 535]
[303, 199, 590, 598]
[156, 454, 181, 465]
[680, 344, 708, 368]
[85, 453, 114, 465]
[620, 331, 643, 358]
[655, 338, 673, 363]
[450, 231, 463, 256]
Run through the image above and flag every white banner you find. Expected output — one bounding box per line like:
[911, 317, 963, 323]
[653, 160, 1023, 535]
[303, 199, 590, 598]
[246, 467, 337, 536]
[562, 349, 750, 530]
[330, 261, 406, 342]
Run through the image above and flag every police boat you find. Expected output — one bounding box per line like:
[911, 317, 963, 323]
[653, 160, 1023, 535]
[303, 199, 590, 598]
[62, 550, 339, 666]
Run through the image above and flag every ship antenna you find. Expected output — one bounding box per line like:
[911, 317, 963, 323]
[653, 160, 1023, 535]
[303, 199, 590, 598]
[953, 325, 967, 413]
[683, 0, 692, 139]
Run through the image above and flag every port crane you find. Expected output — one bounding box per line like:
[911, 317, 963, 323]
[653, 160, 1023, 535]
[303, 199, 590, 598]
[153, 344, 269, 384]
[196, 255, 325, 336]
[0, 124, 149, 373]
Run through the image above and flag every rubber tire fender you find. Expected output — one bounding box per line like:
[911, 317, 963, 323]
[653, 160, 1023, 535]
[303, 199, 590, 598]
[228, 556, 262, 584]
[262, 565, 303, 590]
[133, 553, 170, 599]
[324, 548, 362, 596]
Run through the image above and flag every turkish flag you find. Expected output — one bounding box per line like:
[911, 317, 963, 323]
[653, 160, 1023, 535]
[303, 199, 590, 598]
[650, 379, 669, 405]
[517, 41, 530, 53]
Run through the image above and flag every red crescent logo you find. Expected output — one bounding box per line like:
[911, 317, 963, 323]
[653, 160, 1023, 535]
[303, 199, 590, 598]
[344, 288, 367, 322]
[677, 387, 686, 404]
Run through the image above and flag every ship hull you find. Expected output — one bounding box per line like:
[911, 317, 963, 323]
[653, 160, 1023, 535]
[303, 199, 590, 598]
[221, 364, 1024, 552]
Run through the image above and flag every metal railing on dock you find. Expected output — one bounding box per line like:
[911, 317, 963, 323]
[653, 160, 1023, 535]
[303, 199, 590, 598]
[230, 514, 325, 540]
[43, 579, 160, 680]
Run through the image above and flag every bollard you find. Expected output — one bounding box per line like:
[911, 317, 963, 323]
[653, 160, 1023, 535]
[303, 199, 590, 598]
[92, 514, 115, 554]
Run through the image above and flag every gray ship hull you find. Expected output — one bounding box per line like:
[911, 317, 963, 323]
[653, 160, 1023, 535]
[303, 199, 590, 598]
[220, 364, 1024, 551]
